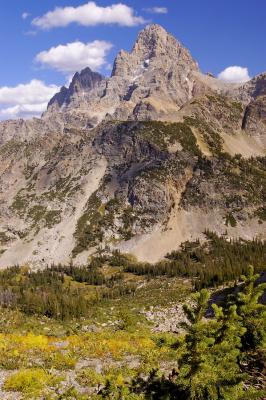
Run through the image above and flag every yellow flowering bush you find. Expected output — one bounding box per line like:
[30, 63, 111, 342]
[3, 368, 61, 398]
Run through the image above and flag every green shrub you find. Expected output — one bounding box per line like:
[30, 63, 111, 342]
[225, 213, 237, 227]
[3, 368, 61, 397]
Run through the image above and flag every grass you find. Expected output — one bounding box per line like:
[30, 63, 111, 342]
[3, 368, 61, 398]
[0, 274, 188, 398]
[0, 249, 263, 398]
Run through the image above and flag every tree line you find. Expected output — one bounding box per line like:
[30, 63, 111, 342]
[110, 232, 266, 289]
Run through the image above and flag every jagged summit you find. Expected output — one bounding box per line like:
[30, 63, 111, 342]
[3, 24, 266, 135]
[111, 23, 198, 78]
[132, 23, 186, 59]
[48, 67, 104, 109]
[111, 24, 171, 76]
[44, 24, 202, 126]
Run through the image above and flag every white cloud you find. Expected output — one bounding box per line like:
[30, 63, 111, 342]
[32, 1, 145, 29]
[0, 80, 59, 120]
[144, 7, 168, 14]
[22, 12, 30, 19]
[35, 40, 113, 74]
[218, 66, 251, 83]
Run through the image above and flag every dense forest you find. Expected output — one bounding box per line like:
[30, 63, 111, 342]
[0, 232, 265, 321]
[111, 231, 266, 289]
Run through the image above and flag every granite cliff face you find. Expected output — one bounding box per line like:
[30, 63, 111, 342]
[0, 24, 265, 267]
[43, 24, 202, 126]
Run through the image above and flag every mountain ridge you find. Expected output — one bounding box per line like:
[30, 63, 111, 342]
[0, 24, 265, 268]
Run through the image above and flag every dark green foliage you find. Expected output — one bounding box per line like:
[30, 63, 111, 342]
[28, 205, 61, 228]
[73, 191, 103, 256]
[177, 269, 266, 399]
[0, 231, 10, 245]
[138, 121, 201, 156]
[255, 206, 266, 221]
[225, 213, 237, 227]
[51, 264, 106, 285]
[126, 270, 265, 399]
[184, 115, 223, 154]
[182, 154, 266, 211]
[0, 263, 137, 320]
[127, 369, 182, 399]
[73, 194, 136, 256]
[176, 290, 245, 399]
[114, 232, 265, 289]
[0, 266, 90, 320]
[235, 266, 266, 350]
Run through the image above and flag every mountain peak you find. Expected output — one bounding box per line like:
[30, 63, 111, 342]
[132, 23, 176, 58]
[46, 23, 201, 123]
[112, 24, 198, 79]
[70, 67, 103, 92]
[137, 23, 169, 38]
[48, 67, 104, 109]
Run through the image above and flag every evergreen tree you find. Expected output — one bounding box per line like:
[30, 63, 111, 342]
[236, 265, 266, 351]
[176, 290, 247, 400]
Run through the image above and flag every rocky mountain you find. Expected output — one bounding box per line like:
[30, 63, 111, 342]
[0, 24, 265, 267]
[48, 67, 104, 109]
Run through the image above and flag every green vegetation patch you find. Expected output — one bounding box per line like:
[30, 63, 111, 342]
[182, 154, 266, 210]
[225, 213, 237, 227]
[0, 139, 22, 157]
[37, 174, 82, 203]
[255, 206, 266, 221]
[0, 231, 10, 245]
[184, 115, 223, 154]
[28, 205, 61, 229]
[111, 232, 266, 290]
[73, 194, 137, 257]
[72, 191, 104, 256]
[137, 121, 201, 156]
[11, 189, 33, 216]
[3, 368, 61, 398]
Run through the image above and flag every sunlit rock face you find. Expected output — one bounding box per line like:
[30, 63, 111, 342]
[0, 24, 265, 267]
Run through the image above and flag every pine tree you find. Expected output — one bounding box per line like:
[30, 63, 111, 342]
[236, 265, 266, 351]
[233, 266, 266, 397]
[176, 290, 247, 400]
[177, 289, 219, 399]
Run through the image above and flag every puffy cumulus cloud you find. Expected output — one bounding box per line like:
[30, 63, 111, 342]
[35, 40, 113, 74]
[144, 7, 168, 14]
[32, 1, 145, 29]
[0, 80, 59, 120]
[218, 66, 251, 83]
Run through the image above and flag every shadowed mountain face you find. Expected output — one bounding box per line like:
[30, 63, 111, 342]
[48, 68, 104, 108]
[0, 24, 265, 268]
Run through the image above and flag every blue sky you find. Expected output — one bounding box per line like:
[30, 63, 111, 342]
[0, 0, 265, 119]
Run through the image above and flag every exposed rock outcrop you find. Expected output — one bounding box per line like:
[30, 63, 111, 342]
[0, 24, 265, 267]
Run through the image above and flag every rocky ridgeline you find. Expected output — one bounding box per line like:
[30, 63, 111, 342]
[0, 24, 265, 267]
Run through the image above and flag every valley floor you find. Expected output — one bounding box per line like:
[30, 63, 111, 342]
[0, 276, 191, 399]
